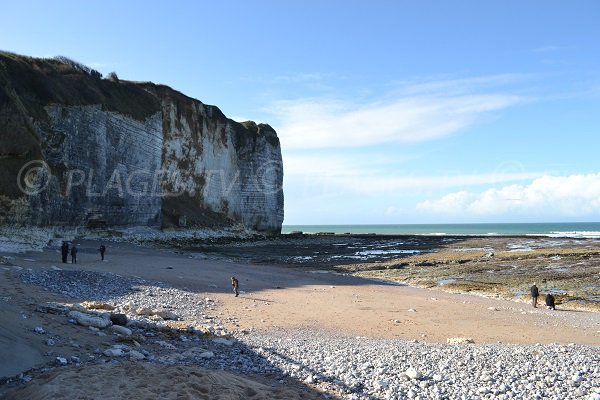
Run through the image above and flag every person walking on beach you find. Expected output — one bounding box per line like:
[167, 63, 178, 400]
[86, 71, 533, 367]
[71, 245, 78, 264]
[231, 276, 239, 297]
[545, 293, 556, 310]
[99, 244, 106, 261]
[530, 283, 539, 308]
[61, 241, 69, 263]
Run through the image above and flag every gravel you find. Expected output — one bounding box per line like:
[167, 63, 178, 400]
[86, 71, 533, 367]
[20, 270, 148, 300]
[19, 269, 221, 327]
[232, 330, 600, 400]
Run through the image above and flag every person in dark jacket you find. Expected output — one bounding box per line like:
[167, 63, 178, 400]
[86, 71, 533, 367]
[99, 244, 106, 261]
[545, 293, 556, 310]
[231, 276, 239, 297]
[61, 242, 69, 263]
[71, 245, 78, 264]
[530, 283, 539, 308]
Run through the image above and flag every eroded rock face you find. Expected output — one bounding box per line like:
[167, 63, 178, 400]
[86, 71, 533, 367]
[37, 105, 163, 227]
[148, 85, 284, 233]
[0, 52, 284, 233]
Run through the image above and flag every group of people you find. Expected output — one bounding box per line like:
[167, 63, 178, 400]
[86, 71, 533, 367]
[60, 241, 239, 297]
[530, 283, 556, 310]
[60, 242, 106, 263]
[61, 241, 77, 264]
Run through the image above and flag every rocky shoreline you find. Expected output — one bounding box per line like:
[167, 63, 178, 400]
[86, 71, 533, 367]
[0, 225, 264, 255]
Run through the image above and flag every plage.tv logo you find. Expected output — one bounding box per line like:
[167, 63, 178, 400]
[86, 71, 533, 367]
[16, 160, 283, 197]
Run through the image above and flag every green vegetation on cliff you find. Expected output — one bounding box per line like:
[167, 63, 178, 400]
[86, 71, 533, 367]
[0, 52, 162, 198]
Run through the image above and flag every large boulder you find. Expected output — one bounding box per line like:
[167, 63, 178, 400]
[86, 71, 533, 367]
[68, 311, 111, 329]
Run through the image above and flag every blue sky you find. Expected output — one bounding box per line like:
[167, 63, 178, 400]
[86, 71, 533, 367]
[2, 1, 600, 224]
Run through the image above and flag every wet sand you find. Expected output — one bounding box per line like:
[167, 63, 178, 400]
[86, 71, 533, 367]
[178, 234, 600, 311]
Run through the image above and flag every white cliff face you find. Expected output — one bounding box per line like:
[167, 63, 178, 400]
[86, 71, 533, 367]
[0, 53, 283, 233]
[232, 123, 285, 232]
[16, 95, 284, 233]
[33, 105, 164, 227]
[39, 100, 284, 232]
[158, 89, 284, 233]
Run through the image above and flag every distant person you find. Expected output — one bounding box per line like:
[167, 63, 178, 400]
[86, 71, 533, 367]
[71, 245, 78, 264]
[99, 244, 106, 261]
[231, 276, 239, 297]
[545, 293, 556, 310]
[530, 283, 539, 308]
[61, 241, 69, 263]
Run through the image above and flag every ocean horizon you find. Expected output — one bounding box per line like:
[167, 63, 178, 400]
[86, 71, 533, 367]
[282, 222, 600, 238]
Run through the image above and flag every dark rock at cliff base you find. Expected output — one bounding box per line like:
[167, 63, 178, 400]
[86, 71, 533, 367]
[0, 51, 283, 233]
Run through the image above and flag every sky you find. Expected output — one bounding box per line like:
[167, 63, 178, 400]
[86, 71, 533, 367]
[2, 1, 600, 225]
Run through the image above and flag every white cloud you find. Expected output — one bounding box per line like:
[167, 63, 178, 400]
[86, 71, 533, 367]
[238, 71, 337, 85]
[417, 173, 600, 217]
[268, 75, 529, 150]
[283, 154, 541, 196]
[284, 153, 399, 178]
[392, 73, 530, 97]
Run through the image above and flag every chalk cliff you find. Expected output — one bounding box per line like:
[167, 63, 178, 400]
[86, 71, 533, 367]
[0, 52, 284, 233]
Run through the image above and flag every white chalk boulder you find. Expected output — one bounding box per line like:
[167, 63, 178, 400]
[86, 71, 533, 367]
[103, 348, 125, 357]
[154, 309, 178, 320]
[68, 311, 111, 329]
[405, 367, 421, 380]
[111, 325, 132, 336]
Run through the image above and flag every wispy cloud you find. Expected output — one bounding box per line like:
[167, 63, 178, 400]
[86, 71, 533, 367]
[273, 72, 337, 83]
[238, 71, 338, 84]
[268, 75, 530, 150]
[417, 173, 600, 217]
[284, 154, 541, 196]
[391, 73, 531, 96]
[532, 45, 565, 53]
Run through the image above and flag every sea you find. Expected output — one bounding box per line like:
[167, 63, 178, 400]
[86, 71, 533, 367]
[282, 222, 600, 238]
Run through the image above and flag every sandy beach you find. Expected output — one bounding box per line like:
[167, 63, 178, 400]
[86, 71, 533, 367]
[1, 238, 599, 399]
